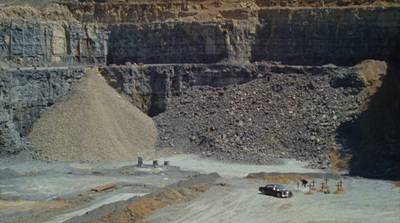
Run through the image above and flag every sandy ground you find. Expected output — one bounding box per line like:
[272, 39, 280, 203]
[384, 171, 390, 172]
[0, 159, 180, 201]
[158, 154, 337, 178]
[145, 155, 400, 223]
[1, 155, 399, 223]
[0, 158, 193, 223]
[146, 177, 400, 223]
[44, 192, 147, 223]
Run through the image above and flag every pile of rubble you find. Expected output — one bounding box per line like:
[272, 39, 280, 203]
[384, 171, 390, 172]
[28, 69, 158, 162]
[154, 64, 367, 169]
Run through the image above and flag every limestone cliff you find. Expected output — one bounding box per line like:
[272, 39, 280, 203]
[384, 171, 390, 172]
[1, 4, 398, 66]
[0, 19, 108, 67]
[0, 1, 399, 178]
[0, 67, 84, 154]
[253, 7, 400, 65]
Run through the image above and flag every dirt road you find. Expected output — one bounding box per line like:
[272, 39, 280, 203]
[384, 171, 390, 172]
[1, 155, 399, 223]
[144, 155, 400, 223]
[146, 177, 400, 223]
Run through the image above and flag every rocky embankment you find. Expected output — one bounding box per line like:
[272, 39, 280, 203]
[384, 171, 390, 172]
[0, 0, 399, 178]
[99, 59, 399, 176]
[101, 59, 399, 178]
[152, 63, 367, 169]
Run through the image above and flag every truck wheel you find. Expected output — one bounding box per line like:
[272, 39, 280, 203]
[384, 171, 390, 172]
[277, 193, 281, 198]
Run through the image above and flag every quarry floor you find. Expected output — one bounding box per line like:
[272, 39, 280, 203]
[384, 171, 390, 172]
[0, 154, 399, 223]
[146, 177, 400, 223]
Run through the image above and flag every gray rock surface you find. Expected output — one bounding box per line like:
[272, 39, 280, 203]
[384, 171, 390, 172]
[252, 7, 400, 65]
[151, 64, 368, 168]
[100, 63, 260, 116]
[0, 5, 398, 67]
[100, 62, 370, 169]
[0, 67, 84, 154]
[103, 7, 399, 65]
[0, 19, 108, 67]
[107, 20, 255, 64]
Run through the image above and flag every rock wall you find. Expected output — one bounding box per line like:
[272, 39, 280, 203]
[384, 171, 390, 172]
[0, 67, 84, 154]
[252, 7, 400, 65]
[0, 19, 108, 67]
[1, 6, 398, 66]
[106, 21, 256, 65]
[100, 63, 260, 116]
[104, 7, 400, 65]
[254, 0, 399, 7]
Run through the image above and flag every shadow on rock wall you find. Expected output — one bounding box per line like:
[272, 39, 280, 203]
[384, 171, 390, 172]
[337, 63, 400, 180]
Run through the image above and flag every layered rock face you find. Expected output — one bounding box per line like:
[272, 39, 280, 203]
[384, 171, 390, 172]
[252, 7, 400, 65]
[0, 19, 108, 67]
[0, 1, 399, 178]
[105, 7, 400, 65]
[107, 22, 233, 64]
[0, 67, 84, 154]
[3, 4, 397, 67]
[42, 3, 400, 65]
[100, 64, 260, 116]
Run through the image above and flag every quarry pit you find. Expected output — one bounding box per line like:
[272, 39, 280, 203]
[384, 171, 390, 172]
[0, 0, 399, 222]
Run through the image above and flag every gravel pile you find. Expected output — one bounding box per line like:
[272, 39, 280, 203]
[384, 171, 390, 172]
[28, 68, 158, 162]
[154, 65, 368, 168]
